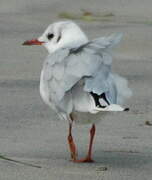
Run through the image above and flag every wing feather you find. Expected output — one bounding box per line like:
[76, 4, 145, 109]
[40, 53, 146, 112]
[42, 33, 123, 101]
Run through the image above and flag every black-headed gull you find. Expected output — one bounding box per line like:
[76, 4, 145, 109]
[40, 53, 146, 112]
[23, 21, 132, 163]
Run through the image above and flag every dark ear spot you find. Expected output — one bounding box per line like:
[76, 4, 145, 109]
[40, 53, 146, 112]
[57, 35, 61, 43]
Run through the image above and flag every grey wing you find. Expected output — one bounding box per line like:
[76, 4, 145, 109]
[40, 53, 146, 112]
[42, 48, 70, 102]
[66, 50, 112, 94]
[65, 33, 123, 95]
[90, 32, 123, 49]
[43, 33, 122, 102]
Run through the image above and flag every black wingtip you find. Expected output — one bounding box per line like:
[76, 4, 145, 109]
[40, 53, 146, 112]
[124, 108, 130, 112]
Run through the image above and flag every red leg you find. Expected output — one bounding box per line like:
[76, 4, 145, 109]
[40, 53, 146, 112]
[67, 115, 77, 161]
[74, 124, 96, 163]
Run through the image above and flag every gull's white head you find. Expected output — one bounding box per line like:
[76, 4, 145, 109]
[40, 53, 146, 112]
[23, 21, 88, 53]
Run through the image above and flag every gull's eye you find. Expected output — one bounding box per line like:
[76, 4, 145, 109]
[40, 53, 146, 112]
[47, 33, 54, 40]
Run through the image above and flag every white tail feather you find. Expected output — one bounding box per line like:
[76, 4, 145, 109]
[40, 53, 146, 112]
[94, 104, 125, 112]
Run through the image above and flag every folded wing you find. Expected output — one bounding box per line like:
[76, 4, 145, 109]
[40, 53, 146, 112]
[42, 33, 123, 102]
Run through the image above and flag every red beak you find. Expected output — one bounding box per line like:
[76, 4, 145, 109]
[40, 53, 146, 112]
[22, 39, 44, 46]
